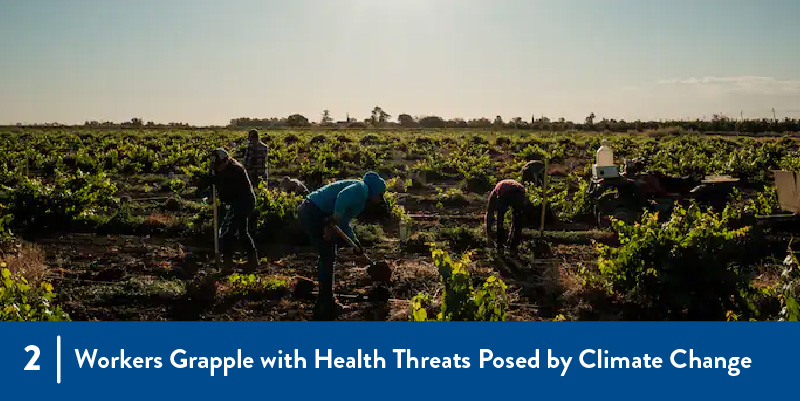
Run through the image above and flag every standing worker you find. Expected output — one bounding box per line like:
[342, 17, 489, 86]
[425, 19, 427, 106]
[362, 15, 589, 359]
[298, 172, 388, 320]
[198, 149, 259, 273]
[243, 129, 268, 189]
[485, 179, 532, 257]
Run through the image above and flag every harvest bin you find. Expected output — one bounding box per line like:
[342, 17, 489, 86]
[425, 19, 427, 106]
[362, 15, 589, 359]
[773, 170, 800, 214]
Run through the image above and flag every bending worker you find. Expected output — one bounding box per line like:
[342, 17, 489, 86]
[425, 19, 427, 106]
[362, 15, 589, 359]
[198, 148, 259, 272]
[298, 171, 387, 320]
[280, 176, 310, 196]
[521, 160, 545, 187]
[485, 179, 531, 256]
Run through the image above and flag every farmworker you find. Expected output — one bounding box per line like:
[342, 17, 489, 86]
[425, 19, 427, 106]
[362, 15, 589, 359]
[297, 171, 387, 320]
[485, 179, 532, 256]
[521, 160, 545, 187]
[198, 148, 259, 272]
[279, 176, 310, 196]
[242, 129, 269, 189]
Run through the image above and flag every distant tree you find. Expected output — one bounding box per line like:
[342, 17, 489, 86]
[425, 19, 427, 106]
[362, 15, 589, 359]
[287, 114, 310, 127]
[448, 118, 468, 128]
[511, 117, 523, 128]
[321, 110, 332, 125]
[494, 115, 504, 126]
[398, 114, 415, 127]
[371, 106, 390, 126]
[585, 112, 596, 126]
[419, 116, 445, 129]
[711, 114, 729, 123]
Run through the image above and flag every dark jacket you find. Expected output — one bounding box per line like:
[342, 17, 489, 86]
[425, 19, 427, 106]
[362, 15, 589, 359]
[199, 160, 256, 207]
[485, 179, 528, 232]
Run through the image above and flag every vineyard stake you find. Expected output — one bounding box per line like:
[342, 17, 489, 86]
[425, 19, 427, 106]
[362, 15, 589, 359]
[212, 184, 221, 269]
[540, 159, 549, 236]
[266, 144, 270, 191]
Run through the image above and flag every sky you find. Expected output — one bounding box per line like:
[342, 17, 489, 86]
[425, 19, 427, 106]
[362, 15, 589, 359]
[1, 0, 799, 125]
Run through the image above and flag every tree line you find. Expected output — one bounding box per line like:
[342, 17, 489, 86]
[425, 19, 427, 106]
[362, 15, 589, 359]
[9, 108, 800, 134]
[229, 107, 800, 134]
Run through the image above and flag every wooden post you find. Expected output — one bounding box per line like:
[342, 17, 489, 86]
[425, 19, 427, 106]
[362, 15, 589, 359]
[540, 159, 549, 237]
[212, 185, 221, 269]
[264, 142, 270, 191]
[24, 138, 29, 177]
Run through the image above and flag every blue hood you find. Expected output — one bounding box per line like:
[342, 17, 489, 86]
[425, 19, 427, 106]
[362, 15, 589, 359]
[363, 171, 386, 198]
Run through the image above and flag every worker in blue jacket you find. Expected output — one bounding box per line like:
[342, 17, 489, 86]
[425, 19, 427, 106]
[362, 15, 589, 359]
[298, 171, 387, 320]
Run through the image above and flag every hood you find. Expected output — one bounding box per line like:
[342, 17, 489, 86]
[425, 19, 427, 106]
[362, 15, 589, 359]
[363, 171, 387, 197]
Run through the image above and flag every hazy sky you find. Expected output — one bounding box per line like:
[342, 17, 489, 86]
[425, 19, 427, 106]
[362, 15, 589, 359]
[2, 0, 799, 125]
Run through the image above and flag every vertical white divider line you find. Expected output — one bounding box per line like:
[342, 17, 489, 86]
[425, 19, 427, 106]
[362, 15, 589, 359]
[57, 335, 61, 384]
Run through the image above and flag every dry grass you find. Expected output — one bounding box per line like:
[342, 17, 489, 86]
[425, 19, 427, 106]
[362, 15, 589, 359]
[143, 213, 176, 227]
[394, 259, 439, 281]
[389, 299, 411, 321]
[752, 261, 782, 290]
[2, 243, 47, 285]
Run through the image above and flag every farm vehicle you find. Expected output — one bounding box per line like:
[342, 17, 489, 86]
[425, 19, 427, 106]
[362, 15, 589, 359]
[586, 157, 743, 228]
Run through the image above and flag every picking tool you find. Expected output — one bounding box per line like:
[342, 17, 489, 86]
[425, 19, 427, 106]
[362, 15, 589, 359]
[328, 223, 392, 284]
[540, 158, 549, 236]
[209, 158, 221, 270]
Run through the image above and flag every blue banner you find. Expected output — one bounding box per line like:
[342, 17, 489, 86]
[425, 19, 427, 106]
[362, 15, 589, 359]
[0, 322, 796, 400]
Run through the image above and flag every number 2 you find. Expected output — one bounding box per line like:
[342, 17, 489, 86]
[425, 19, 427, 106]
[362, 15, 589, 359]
[25, 345, 40, 371]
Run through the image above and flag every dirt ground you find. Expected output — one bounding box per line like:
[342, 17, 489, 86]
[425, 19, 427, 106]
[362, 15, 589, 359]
[25, 171, 608, 321]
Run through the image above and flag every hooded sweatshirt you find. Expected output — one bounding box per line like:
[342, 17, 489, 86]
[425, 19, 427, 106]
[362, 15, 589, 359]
[306, 172, 387, 242]
[200, 158, 256, 208]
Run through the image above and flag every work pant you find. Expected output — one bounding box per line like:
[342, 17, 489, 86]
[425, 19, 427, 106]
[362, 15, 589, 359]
[493, 194, 526, 251]
[246, 174, 262, 234]
[220, 201, 257, 262]
[249, 175, 262, 189]
[247, 169, 266, 190]
[298, 199, 343, 299]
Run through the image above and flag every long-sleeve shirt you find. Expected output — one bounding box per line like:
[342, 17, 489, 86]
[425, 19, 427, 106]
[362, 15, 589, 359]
[243, 140, 268, 180]
[198, 160, 256, 208]
[485, 179, 527, 233]
[306, 179, 368, 242]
